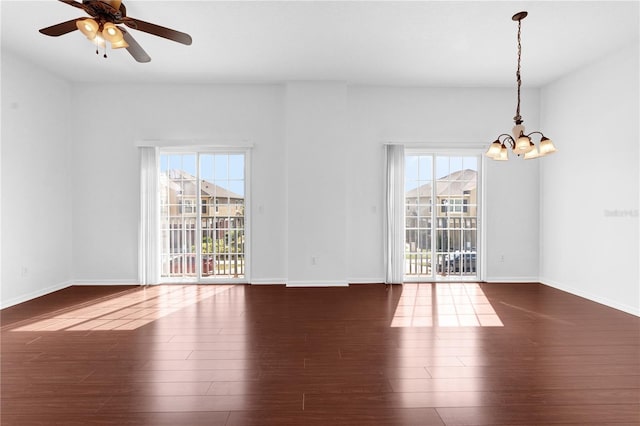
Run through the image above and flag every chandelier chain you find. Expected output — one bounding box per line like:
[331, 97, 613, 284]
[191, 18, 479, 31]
[514, 19, 523, 124]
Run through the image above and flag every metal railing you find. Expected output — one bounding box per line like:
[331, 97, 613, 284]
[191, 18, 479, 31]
[405, 251, 477, 277]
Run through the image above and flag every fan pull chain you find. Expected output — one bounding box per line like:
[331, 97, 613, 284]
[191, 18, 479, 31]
[92, 38, 108, 59]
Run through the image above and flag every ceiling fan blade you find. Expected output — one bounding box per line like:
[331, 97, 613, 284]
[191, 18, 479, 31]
[121, 28, 151, 63]
[124, 18, 192, 45]
[39, 18, 81, 37]
[58, 0, 89, 11]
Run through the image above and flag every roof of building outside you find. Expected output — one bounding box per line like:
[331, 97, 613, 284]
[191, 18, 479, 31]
[406, 169, 477, 198]
[161, 169, 244, 200]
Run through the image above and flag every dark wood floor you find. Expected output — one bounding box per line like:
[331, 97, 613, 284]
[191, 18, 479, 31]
[1, 283, 639, 425]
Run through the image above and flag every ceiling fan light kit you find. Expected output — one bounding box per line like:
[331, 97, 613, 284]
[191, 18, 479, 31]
[485, 11, 557, 161]
[109, 37, 129, 50]
[76, 18, 98, 39]
[40, 0, 192, 62]
[102, 22, 125, 44]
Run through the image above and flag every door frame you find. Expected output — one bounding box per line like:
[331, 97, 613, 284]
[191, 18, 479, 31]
[403, 149, 485, 282]
[158, 147, 251, 284]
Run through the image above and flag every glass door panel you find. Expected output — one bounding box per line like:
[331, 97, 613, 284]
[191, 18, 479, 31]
[159, 154, 198, 279]
[405, 155, 433, 277]
[200, 153, 245, 279]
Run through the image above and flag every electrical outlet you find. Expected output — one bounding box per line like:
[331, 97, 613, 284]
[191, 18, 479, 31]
[21, 266, 29, 277]
[500, 255, 505, 263]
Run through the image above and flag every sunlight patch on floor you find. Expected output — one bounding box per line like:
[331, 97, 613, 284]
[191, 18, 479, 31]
[391, 283, 503, 327]
[11, 285, 234, 332]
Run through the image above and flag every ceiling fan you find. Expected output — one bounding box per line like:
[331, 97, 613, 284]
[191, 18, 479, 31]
[39, 0, 192, 62]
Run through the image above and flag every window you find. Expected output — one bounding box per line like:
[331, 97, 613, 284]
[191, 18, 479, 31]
[181, 199, 196, 214]
[449, 198, 465, 213]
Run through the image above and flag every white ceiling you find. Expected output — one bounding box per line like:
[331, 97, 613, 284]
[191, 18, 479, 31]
[1, 1, 638, 87]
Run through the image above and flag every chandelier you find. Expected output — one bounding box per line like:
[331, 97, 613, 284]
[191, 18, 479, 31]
[486, 11, 557, 161]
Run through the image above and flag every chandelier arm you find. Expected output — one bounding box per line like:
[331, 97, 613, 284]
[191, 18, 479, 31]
[497, 134, 515, 149]
[525, 131, 545, 139]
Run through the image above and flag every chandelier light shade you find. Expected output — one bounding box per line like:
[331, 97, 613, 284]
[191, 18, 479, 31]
[486, 11, 557, 161]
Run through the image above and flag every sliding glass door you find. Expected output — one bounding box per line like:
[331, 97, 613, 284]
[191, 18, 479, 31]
[159, 151, 247, 282]
[405, 154, 479, 280]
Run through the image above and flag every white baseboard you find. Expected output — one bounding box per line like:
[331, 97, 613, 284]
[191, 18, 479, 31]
[1, 280, 73, 309]
[250, 278, 286, 285]
[483, 276, 540, 283]
[287, 280, 349, 287]
[540, 277, 640, 317]
[72, 279, 139, 285]
[348, 279, 385, 284]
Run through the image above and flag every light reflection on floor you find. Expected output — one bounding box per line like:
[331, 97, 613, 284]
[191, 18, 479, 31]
[391, 283, 503, 327]
[11, 285, 234, 332]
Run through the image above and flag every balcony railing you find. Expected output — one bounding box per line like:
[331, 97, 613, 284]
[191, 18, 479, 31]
[405, 251, 477, 277]
[166, 253, 244, 278]
[161, 216, 245, 279]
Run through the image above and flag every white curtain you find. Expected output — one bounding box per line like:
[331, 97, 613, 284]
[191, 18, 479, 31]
[384, 144, 405, 284]
[139, 146, 160, 285]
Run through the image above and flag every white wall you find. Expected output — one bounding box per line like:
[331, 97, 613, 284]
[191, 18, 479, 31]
[1, 51, 73, 308]
[69, 83, 541, 287]
[285, 83, 348, 286]
[540, 41, 640, 315]
[346, 87, 541, 282]
[69, 83, 286, 284]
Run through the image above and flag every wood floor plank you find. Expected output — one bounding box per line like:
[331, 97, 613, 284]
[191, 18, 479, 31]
[1, 381, 214, 399]
[304, 388, 640, 409]
[435, 404, 640, 425]
[187, 350, 262, 360]
[427, 364, 640, 378]
[0, 411, 230, 426]
[98, 394, 301, 413]
[389, 375, 640, 392]
[226, 408, 445, 426]
[1, 396, 110, 415]
[81, 368, 258, 383]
